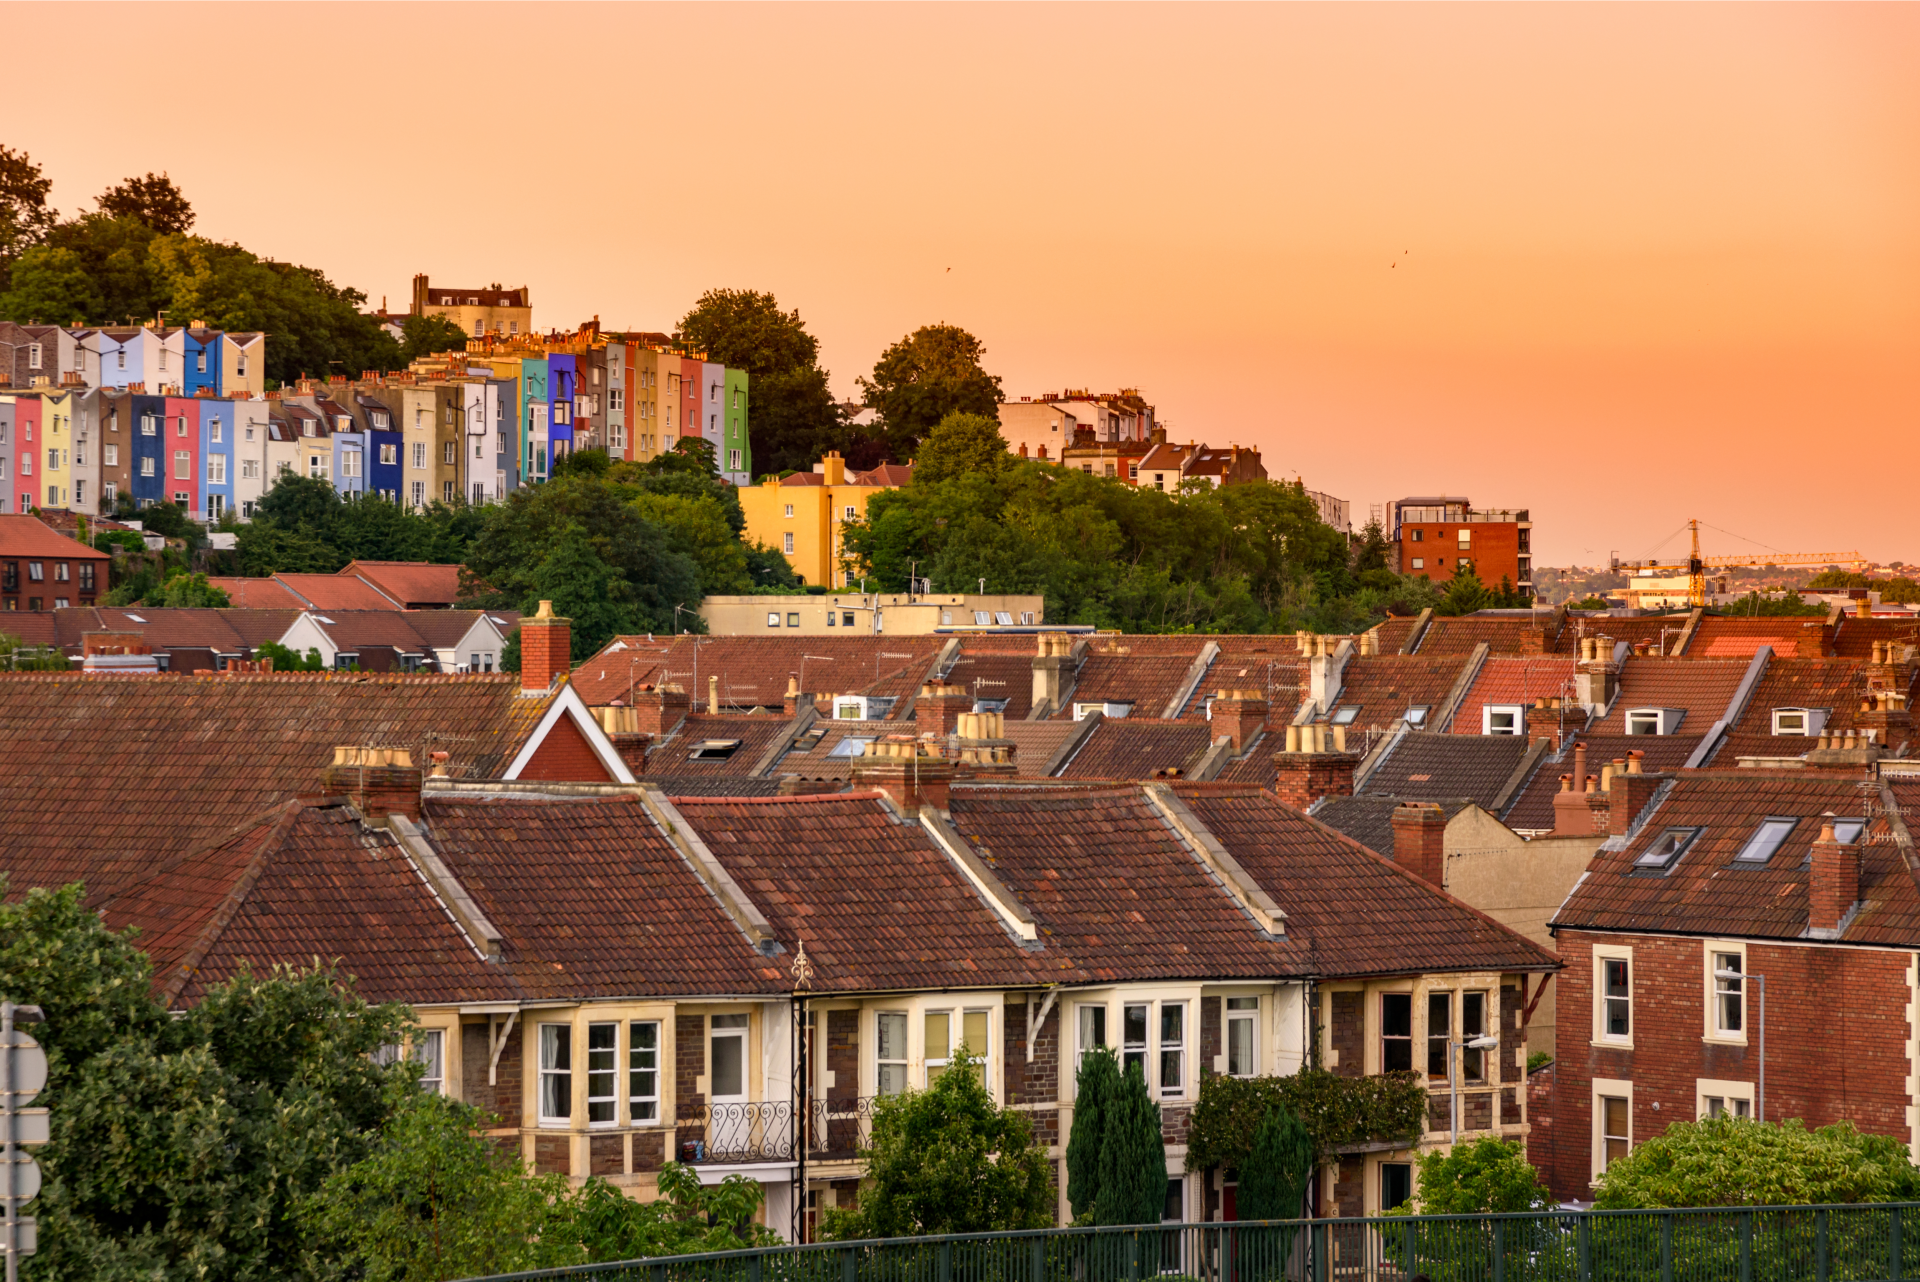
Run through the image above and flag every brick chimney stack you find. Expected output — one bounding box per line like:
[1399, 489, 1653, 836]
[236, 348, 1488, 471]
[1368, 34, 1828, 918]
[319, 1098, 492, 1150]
[1210, 689, 1270, 755]
[1032, 632, 1075, 714]
[1607, 752, 1663, 836]
[519, 600, 571, 695]
[1855, 689, 1912, 754]
[851, 740, 954, 812]
[916, 680, 972, 740]
[1390, 802, 1448, 887]
[1526, 697, 1581, 748]
[1808, 815, 1860, 935]
[1270, 724, 1360, 810]
[625, 682, 689, 738]
[322, 746, 423, 825]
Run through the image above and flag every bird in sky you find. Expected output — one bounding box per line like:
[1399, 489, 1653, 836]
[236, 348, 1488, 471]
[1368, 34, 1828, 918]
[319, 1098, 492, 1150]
[946, 267, 952, 272]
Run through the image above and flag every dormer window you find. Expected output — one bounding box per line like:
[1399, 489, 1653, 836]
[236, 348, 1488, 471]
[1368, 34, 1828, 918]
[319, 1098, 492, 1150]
[1634, 826, 1703, 872]
[1404, 705, 1431, 727]
[1074, 701, 1134, 720]
[1771, 707, 1828, 737]
[1626, 708, 1685, 736]
[1483, 705, 1524, 735]
[687, 739, 741, 761]
[827, 736, 873, 758]
[1330, 705, 1362, 726]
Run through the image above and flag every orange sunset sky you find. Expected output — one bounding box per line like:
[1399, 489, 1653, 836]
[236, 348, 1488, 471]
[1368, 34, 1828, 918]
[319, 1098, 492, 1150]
[8, 3, 1916, 567]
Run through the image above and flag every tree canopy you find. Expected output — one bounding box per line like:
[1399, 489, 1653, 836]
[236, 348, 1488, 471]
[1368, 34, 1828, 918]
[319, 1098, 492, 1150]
[96, 171, 195, 234]
[912, 411, 1014, 485]
[0, 143, 57, 290]
[232, 474, 484, 576]
[1593, 1117, 1920, 1209]
[859, 323, 1003, 461]
[821, 1046, 1053, 1239]
[678, 288, 850, 475]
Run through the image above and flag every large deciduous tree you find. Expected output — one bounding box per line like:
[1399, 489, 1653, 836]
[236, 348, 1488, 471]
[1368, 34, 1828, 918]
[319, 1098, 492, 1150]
[678, 288, 849, 475]
[859, 322, 1003, 462]
[911, 411, 1013, 485]
[96, 171, 195, 234]
[0, 143, 57, 290]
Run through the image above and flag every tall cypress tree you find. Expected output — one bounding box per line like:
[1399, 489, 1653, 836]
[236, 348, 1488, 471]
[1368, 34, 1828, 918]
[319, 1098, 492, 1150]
[1065, 1046, 1118, 1220]
[1239, 1106, 1314, 1220]
[1095, 1061, 1167, 1227]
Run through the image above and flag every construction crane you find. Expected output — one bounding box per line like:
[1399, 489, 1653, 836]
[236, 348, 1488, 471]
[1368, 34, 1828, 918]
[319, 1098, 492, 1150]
[1610, 519, 1864, 609]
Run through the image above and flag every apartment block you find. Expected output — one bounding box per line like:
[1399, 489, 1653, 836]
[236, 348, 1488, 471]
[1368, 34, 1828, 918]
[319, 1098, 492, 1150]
[412, 274, 532, 339]
[1391, 496, 1534, 597]
[739, 451, 908, 588]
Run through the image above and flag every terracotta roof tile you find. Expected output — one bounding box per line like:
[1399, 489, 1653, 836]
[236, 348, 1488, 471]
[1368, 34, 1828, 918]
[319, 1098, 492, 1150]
[1552, 770, 1920, 945]
[943, 649, 1037, 719]
[768, 718, 894, 779]
[205, 578, 306, 610]
[1375, 619, 1419, 654]
[1057, 641, 1210, 719]
[1326, 654, 1472, 736]
[1589, 657, 1751, 735]
[574, 635, 944, 713]
[273, 574, 403, 611]
[1449, 658, 1578, 734]
[341, 561, 469, 608]
[1363, 733, 1533, 809]
[1497, 733, 1702, 831]
[1415, 616, 1547, 657]
[1689, 617, 1832, 659]
[0, 672, 550, 902]
[1313, 795, 1476, 859]
[1553, 616, 1689, 656]
[641, 713, 796, 778]
[0, 514, 112, 563]
[676, 793, 1054, 992]
[1832, 617, 1920, 659]
[1057, 717, 1214, 780]
[1180, 650, 1305, 719]
[1169, 785, 1559, 977]
[1715, 656, 1914, 755]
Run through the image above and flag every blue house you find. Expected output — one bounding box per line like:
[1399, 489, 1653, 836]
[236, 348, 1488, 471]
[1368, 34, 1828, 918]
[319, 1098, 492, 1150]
[129, 393, 168, 508]
[316, 398, 366, 499]
[360, 395, 402, 503]
[199, 397, 235, 521]
[547, 353, 576, 468]
[182, 329, 223, 397]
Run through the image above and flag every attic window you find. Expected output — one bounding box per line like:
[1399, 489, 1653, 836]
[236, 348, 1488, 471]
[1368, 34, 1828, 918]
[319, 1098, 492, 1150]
[1404, 705, 1431, 727]
[1771, 707, 1828, 737]
[314, 615, 336, 625]
[995, 612, 1014, 625]
[688, 739, 742, 760]
[1733, 817, 1798, 864]
[124, 613, 148, 623]
[1634, 826, 1703, 872]
[1330, 705, 1361, 726]
[1627, 708, 1684, 736]
[973, 698, 1009, 714]
[1073, 701, 1133, 721]
[1833, 818, 1866, 844]
[827, 737, 873, 758]
[1483, 705, 1523, 735]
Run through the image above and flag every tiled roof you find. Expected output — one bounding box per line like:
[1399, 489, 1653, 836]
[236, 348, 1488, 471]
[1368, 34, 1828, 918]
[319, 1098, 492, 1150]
[1415, 616, 1547, 657]
[1555, 616, 1689, 656]
[1313, 795, 1476, 859]
[1499, 734, 1703, 831]
[100, 802, 515, 1006]
[0, 672, 550, 902]
[1689, 617, 1831, 659]
[1170, 785, 1559, 977]
[342, 561, 468, 608]
[1711, 657, 1913, 760]
[0, 613, 57, 645]
[642, 713, 795, 778]
[1058, 642, 1208, 719]
[307, 610, 435, 654]
[650, 776, 788, 797]
[403, 609, 519, 650]
[1449, 658, 1577, 734]
[275, 574, 402, 611]
[1180, 650, 1304, 718]
[573, 635, 945, 713]
[0, 515, 110, 562]
[1363, 733, 1533, 809]
[1001, 721, 1085, 777]
[1374, 618, 1419, 655]
[47, 607, 303, 654]
[206, 578, 306, 609]
[946, 785, 1294, 981]
[424, 795, 783, 999]
[1589, 657, 1751, 735]
[1326, 654, 1471, 735]
[1551, 770, 1920, 945]
[769, 718, 894, 779]
[675, 793, 1054, 992]
[943, 649, 1038, 720]
[1056, 717, 1214, 780]
[1832, 617, 1920, 659]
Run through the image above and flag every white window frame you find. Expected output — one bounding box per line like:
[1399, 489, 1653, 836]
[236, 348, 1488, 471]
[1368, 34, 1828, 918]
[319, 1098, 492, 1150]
[1771, 707, 1828, 736]
[1704, 941, 1748, 1044]
[784, 503, 795, 518]
[1627, 707, 1683, 736]
[709, 1012, 749, 1104]
[586, 1021, 618, 1127]
[1123, 1003, 1150, 1081]
[629, 1020, 661, 1124]
[1075, 1003, 1108, 1078]
[876, 1010, 909, 1096]
[414, 1029, 445, 1094]
[1593, 944, 1634, 1048]
[1593, 1077, 1633, 1183]
[925, 1007, 991, 1084]
[537, 1023, 572, 1125]
[1158, 1001, 1187, 1099]
[1225, 996, 1258, 1077]
[1696, 1077, 1755, 1121]
[784, 533, 795, 554]
[1483, 705, 1524, 735]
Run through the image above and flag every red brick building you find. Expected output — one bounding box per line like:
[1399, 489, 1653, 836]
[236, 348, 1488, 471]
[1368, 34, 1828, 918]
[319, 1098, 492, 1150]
[0, 514, 109, 612]
[1539, 758, 1920, 1202]
[1390, 496, 1533, 599]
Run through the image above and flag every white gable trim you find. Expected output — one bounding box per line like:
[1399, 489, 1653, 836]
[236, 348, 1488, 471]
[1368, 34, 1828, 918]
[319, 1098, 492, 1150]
[503, 682, 636, 783]
[277, 613, 336, 663]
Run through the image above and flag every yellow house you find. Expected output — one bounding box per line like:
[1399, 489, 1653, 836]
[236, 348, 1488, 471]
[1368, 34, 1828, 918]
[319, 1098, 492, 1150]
[738, 452, 910, 588]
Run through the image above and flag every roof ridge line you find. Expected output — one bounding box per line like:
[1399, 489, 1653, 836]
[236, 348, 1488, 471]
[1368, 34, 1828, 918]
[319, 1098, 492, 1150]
[155, 798, 309, 1007]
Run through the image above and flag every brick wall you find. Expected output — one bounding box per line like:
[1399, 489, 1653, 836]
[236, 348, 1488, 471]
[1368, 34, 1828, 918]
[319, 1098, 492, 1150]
[633, 1129, 667, 1172]
[1548, 928, 1915, 1201]
[534, 1133, 570, 1176]
[519, 712, 614, 782]
[460, 1018, 522, 1127]
[590, 1133, 623, 1177]
[1200, 996, 1221, 1081]
[1330, 991, 1363, 1078]
[1501, 985, 1524, 1086]
[1003, 1000, 1060, 1107]
[1331, 1157, 1364, 1217]
[827, 1009, 859, 1102]
[678, 1014, 706, 1117]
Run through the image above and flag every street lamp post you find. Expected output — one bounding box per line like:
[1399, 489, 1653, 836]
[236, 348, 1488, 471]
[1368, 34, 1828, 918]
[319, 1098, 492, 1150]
[1451, 1034, 1501, 1144]
[1715, 967, 1766, 1120]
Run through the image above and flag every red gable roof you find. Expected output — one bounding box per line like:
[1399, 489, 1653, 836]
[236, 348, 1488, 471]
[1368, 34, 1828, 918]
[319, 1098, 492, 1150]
[0, 514, 110, 563]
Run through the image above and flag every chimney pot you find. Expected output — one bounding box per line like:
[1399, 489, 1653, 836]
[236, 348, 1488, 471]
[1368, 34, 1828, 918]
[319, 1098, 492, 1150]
[1809, 812, 1860, 933]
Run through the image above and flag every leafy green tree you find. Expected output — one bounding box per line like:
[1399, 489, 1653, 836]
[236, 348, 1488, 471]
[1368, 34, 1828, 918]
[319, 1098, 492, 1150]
[0, 246, 100, 325]
[632, 492, 752, 595]
[0, 143, 57, 290]
[821, 1046, 1052, 1239]
[465, 477, 703, 659]
[1404, 1136, 1549, 1214]
[1239, 1106, 1314, 1220]
[911, 411, 1013, 485]
[1719, 588, 1829, 617]
[132, 500, 196, 541]
[1437, 563, 1492, 616]
[153, 572, 230, 608]
[1352, 516, 1390, 575]
[1594, 1116, 1920, 1209]
[96, 172, 195, 234]
[1095, 1062, 1167, 1227]
[253, 640, 328, 672]
[0, 633, 70, 671]
[859, 323, 1003, 460]
[0, 880, 417, 1282]
[1567, 595, 1610, 609]
[1382, 1137, 1554, 1282]
[397, 313, 474, 364]
[678, 288, 849, 475]
[744, 541, 801, 591]
[1066, 1046, 1120, 1220]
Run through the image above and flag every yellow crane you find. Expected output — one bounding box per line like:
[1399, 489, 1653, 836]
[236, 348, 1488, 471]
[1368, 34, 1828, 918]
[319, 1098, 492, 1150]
[1611, 519, 1864, 609]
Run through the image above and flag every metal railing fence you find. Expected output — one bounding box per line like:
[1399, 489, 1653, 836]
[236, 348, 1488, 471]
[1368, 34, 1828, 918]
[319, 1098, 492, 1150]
[465, 1202, 1920, 1282]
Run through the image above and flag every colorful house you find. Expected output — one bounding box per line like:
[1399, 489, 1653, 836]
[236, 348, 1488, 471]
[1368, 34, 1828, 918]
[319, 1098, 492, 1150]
[163, 395, 201, 513]
[128, 393, 168, 508]
[199, 396, 235, 522]
[722, 367, 751, 485]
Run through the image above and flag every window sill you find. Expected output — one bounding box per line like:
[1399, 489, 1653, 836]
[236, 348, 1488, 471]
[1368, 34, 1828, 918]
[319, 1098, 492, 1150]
[1702, 1034, 1748, 1047]
[1590, 1039, 1634, 1051]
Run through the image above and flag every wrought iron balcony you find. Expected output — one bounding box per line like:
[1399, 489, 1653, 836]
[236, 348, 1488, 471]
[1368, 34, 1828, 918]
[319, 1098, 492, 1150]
[673, 1096, 882, 1165]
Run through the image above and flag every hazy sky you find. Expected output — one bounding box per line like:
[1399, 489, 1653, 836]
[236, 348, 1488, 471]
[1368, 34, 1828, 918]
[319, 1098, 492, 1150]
[9, 3, 1916, 566]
